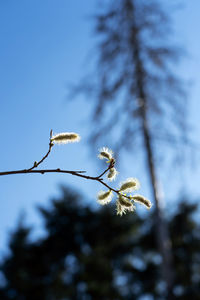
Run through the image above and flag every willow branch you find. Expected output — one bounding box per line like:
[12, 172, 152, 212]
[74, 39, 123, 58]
[0, 167, 130, 200]
[0, 131, 133, 201]
[27, 130, 54, 171]
[96, 158, 115, 179]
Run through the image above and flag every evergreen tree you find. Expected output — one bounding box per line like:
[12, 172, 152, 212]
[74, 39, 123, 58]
[0, 188, 200, 299]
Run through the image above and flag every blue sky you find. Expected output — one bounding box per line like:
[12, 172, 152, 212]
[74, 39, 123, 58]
[0, 0, 200, 254]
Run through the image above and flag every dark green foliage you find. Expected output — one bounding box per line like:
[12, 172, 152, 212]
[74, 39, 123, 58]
[170, 202, 200, 298]
[0, 188, 200, 299]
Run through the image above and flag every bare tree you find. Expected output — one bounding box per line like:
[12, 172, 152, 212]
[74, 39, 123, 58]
[72, 0, 187, 298]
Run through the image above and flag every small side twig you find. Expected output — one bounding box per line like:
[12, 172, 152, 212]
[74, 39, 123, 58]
[27, 130, 54, 171]
[96, 158, 115, 179]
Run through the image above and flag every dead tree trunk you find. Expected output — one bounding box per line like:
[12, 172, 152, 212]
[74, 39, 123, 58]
[129, 5, 174, 295]
[142, 110, 174, 299]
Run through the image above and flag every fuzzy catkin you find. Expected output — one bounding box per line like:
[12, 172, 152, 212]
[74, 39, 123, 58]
[118, 195, 132, 207]
[98, 147, 113, 161]
[119, 178, 140, 193]
[107, 167, 118, 181]
[51, 132, 80, 144]
[132, 195, 152, 209]
[116, 195, 135, 216]
[97, 190, 113, 205]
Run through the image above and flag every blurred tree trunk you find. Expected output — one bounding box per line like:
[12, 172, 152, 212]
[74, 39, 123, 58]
[131, 13, 174, 296]
[72, 0, 187, 297]
[142, 113, 174, 298]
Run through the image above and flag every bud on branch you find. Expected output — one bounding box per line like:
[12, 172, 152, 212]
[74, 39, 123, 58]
[0, 130, 152, 216]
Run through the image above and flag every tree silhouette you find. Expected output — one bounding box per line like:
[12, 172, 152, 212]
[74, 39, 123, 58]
[71, 1, 187, 296]
[0, 188, 200, 299]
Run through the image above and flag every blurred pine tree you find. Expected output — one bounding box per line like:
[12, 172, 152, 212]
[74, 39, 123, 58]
[0, 188, 199, 299]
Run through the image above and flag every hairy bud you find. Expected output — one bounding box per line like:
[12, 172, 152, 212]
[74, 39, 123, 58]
[98, 147, 113, 161]
[132, 195, 152, 209]
[51, 132, 80, 144]
[116, 195, 135, 216]
[119, 178, 140, 193]
[107, 167, 118, 181]
[97, 190, 113, 205]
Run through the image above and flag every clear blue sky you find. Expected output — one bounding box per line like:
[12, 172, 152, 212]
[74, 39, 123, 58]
[0, 0, 200, 254]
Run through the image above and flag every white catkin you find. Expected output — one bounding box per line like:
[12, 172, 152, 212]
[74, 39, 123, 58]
[132, 195, 152, 209]
[97, 190, 113, 205]
[107, 168, 118, 181]
[116, 195, 135, 216]
[98, 147, 113, 161]
[119, 178, 140, 193]
[51, 132, 80, 144]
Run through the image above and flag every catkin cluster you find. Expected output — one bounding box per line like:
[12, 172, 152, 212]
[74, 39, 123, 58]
[50, 132, 152, 216]
[97, 147, 152, 216]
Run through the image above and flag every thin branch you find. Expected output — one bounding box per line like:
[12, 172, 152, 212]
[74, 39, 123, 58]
[27, 130, 54, 171]
[0, 167, 129, 200]
[96, 158, 115, 179]
[0, 131, 132, 201]
[0, 169, 86, 176]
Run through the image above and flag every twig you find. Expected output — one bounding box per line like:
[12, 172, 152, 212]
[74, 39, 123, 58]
[0, 131, 131, 200]
[97, 158, 115, 179]
[27, 130, 54, 171]
[0, 167, 130, 200]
